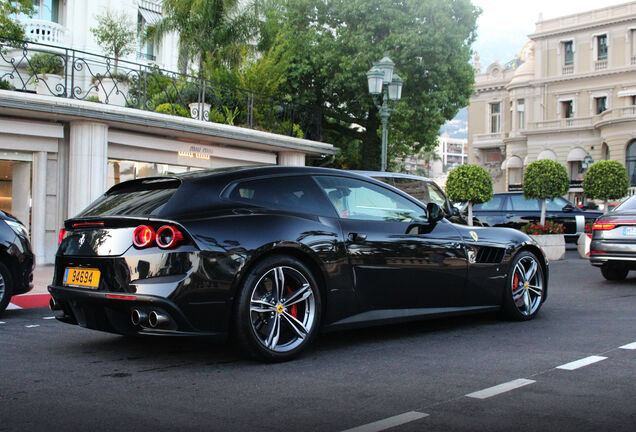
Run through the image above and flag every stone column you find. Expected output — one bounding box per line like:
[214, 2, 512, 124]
[11, 162, 31, 227]
[68, 121, 108, 218]
[31, 152, 47, 264]
[277, 151, 306, 166]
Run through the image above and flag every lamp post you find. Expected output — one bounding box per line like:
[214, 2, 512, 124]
[367, 54, 403, 171]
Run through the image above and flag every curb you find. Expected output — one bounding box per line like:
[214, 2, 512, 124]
[8, 294, 52, 310]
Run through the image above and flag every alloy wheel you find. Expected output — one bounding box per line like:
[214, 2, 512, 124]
[511, 255, 543, 316]
[249, 266, 316, 353]
[0, 273, 5, 303]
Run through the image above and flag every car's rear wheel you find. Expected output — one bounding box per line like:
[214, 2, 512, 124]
[503, 251, 544, 321]
[234, 255, 322, 362]
[0, 262, 14, 316]
[600, 263, 629, 281]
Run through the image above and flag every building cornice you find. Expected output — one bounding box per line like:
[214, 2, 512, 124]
[0, 90, 335, 156]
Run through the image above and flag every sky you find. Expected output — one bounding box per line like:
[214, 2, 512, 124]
[472, 0, 631, 71]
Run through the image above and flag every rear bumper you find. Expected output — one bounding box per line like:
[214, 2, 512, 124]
[48, 285, 224, 339]
[589, 240, 636, 267]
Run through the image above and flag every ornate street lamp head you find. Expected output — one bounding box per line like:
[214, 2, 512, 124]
[388, 74, 403, 101]
[366, 66, 384, 95]
[376, 54, 395, 84]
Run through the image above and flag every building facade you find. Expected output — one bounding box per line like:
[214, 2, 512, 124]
[468, 1, 636, 203]
[399, 135, 467, 180]
[0, 1, 334, 265]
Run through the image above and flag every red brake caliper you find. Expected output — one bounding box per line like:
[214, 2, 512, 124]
[513, 272, 519, 292]
[285, 286, 298, 318]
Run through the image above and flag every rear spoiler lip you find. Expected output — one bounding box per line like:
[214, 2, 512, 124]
[105, 176, 182, 195]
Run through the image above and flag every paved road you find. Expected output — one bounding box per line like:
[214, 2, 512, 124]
[1, 250, 634, 431]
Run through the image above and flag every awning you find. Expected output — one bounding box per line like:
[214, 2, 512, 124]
[507, 156, 523, 168]
[537, 150, 557, 161]
[139, 7, 162, 26]
[567, 147, 587, 162]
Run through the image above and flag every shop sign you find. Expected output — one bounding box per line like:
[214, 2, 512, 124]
[178, 144, 213, 160]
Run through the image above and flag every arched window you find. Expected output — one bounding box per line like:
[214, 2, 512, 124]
[601, 143, 609, 160]
[626, 140, 636, 185]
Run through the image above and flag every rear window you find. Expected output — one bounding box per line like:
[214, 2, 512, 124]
[615, 195, 636, 211]
[78, 180, 179, 217]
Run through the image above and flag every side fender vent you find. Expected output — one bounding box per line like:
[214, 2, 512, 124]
[476, 246, 505, 264]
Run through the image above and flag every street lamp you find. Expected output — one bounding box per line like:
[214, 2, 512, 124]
[367, 54, 403, 171]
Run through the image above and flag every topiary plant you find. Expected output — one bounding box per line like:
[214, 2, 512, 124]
[154, 103, 190, 118]
[445, 164, 493, 226]
[583, 160, 630, 212]
[523, 159, 569, 225]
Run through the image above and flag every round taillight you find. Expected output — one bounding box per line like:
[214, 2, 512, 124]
[133, 225, 155, 248]
[156, 225, 183, 249]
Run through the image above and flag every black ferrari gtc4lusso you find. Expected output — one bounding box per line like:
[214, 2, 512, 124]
[49, 166, 549, 361]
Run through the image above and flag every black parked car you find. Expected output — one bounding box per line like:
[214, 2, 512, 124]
[590, 194, 636, 280]
[471, 193, 602, 242]
[0, 211, 34, 315]
[49, 166, 548, 361]
[353, 171, 467, 224]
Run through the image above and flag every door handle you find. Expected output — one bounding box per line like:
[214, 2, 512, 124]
[505, 214, 515, 219]
[348, 232, 367, 242]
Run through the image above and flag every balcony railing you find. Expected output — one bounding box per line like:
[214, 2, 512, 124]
[562, 65, 574, 75]
[529, 117, 593, 130]
[0, 38, 321, 141]
[20, 19, 67, 46]
[594, 59, 608, 71]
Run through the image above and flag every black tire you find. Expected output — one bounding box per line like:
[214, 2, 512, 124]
[600, 264, 629, 281]
[0, 262, 14, 317]
[234, 255, 322, 362]
[502, 250, 545, 321]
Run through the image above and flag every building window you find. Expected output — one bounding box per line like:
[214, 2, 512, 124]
[137, 12, 156, 61]
[594, 96, 607, 114]
[15, 0, 59, 23]
[490, 102, 501, 133]
[563, 41, 574, 66]
[631, 29, 636, 65]
[561, 100, 574, 118]
[597, 34, 608, 60]
[627, 141, 636, 185]
[517, 99, 525, 129]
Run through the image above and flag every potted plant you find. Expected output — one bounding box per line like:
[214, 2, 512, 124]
[522, 159, 569, 260]
[582, 160, 630, 212]
[445, 164, 493, 226]
[90, 10, 135, 106]
[521, 221, 566, 261]
[28, 52, 65, 96]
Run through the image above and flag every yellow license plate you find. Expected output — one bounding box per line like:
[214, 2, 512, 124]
[63, 267, 101, 289]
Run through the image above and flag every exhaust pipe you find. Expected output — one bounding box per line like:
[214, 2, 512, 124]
[131, 309, 148, 326]
[148, 311, 169, 328]
[49, 297, 60, 311]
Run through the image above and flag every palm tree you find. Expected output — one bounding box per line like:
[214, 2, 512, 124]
[147, 0, 258, 74]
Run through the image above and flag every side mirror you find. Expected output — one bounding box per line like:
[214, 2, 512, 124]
[427, 203, 444, 223]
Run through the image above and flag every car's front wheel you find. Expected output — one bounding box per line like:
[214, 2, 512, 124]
[600, 263, 629, 281]
[234, 255, 322, 362]
[503, 251, 545, 321]
[0, 262, 14, 316]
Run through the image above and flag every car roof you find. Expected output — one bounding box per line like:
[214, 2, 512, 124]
[351, 170, 433, 181]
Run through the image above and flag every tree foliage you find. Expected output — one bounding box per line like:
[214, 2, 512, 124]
[148, 0, 258, 72]
[583, 160, 630, 201]
[90, 10, 136, 72]
[260, 0, 480, 169]
[523, 160, 569, 200]
[0, 0, 33, 41]
[445, 164, 493, 204]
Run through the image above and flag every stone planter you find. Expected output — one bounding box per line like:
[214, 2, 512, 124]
[97, 77, 130, 106]
[189, 102, 211, 121]
[577, 233, 592, 259]
[529, 234, 565, 261]
[35, 73, 64, 96]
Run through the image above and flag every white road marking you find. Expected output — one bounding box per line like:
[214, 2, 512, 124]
[340, 411, 428, 432]
[25, 324, 40, 328]
[0, 321, 5, 324]
[42, 316, 56, 320]
[556, 355, 607, 370]
[466, 378, 535, 399]
[619, 342, 636, 350]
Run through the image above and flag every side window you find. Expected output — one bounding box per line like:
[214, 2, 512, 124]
[314, 176, 427, 222]
[545, 197, 571, 211]
[509, 194, 540, 211]
[426, 183, 448, 210]
[227, 175, 335, 216]
[392, 177, 429, 203]
[473, 195, 504, 211]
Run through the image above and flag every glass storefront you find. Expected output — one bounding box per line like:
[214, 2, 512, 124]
[0, 152, 33, 229]
[107, 160, 201, 188]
